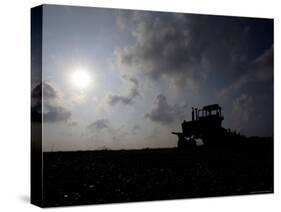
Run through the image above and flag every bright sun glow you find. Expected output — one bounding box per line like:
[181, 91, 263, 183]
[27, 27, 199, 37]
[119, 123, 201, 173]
[71, 69, 92, 89]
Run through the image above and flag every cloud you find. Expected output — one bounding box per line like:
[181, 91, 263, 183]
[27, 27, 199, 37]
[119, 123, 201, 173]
[31, 81, 58, 99]
[107, 95, 134, 106]
[31, 81, 71, 123]
[217, 46, 273, 136]
[132, 124, 141, 135]
[107, 76, 139, 106]
[132, 124, 141, 131]
[68, 121, 78, 127]
[115, 12, 274, 103]
[145, 94, 186, 125]
[230, 93, 259, 135]
[232, 93, 255, 123]
[115, 13, 251, 91]
[43, 103, 71, 122]
[87, 119, 110, 131]
[114, 14, 204, 89]
[248, 45, 273, 81]
[217, 45, 273, 99]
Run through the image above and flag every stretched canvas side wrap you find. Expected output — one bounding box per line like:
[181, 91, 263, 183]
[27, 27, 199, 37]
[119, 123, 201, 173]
[31, 4, 274, 208]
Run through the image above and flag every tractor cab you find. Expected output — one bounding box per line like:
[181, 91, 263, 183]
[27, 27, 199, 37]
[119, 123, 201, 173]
[197, 104, 224, 124]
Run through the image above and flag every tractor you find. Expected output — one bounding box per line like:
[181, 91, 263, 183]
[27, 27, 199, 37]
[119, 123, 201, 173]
[172, 104, 228, 148]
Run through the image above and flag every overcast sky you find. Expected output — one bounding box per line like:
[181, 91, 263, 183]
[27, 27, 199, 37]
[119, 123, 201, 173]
[32, 5, 273, 151]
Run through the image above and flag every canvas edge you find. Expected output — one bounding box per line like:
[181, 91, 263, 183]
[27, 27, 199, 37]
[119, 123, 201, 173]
[31, 4, 44, 208]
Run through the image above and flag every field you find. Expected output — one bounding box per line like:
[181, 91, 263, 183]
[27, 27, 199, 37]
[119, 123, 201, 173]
[42, 138, 273, 207]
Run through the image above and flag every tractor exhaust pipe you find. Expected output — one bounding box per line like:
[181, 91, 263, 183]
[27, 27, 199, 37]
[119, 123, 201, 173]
[192, 107, 194, 121]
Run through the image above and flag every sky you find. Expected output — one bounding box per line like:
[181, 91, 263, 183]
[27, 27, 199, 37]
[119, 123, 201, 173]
[31, 5, 273, 151]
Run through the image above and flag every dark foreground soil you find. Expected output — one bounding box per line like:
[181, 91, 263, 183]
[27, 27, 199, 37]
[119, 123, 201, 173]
[42, 138, 273, 207]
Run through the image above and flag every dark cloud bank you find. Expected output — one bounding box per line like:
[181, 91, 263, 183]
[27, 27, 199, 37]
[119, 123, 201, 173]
[115, 12, 273, 89]
[114, 11, 273, 136]
[31, 81, 71, 123]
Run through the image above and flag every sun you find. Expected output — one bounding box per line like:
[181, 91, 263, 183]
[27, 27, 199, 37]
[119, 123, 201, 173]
[71, 69, 92, 89]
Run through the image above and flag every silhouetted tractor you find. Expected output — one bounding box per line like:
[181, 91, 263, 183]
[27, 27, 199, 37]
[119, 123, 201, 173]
[172, 104, 229, 148]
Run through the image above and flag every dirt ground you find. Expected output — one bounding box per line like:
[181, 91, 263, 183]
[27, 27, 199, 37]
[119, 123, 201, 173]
[42, 138, 273, 207]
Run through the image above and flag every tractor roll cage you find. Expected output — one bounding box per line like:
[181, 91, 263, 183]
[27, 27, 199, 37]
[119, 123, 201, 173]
[197, 104, 223, 120]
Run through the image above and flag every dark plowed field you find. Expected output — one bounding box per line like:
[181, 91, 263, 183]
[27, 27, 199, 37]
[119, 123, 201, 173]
[42, 138, 273, 207]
